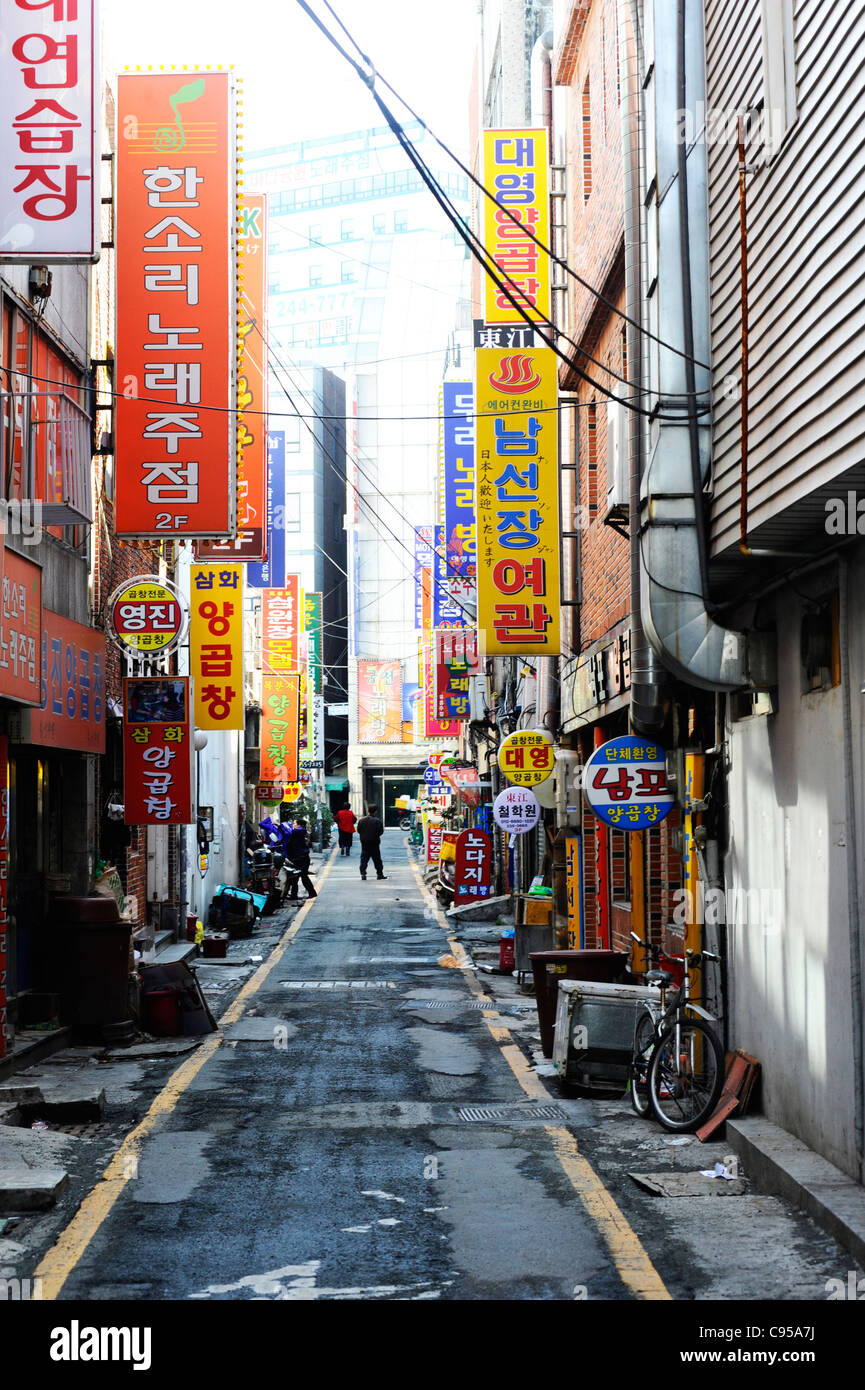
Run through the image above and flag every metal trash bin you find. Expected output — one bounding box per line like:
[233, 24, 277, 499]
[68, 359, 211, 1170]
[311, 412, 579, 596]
[530, 949, 628, 1057]
[552, 978, 661, 1092]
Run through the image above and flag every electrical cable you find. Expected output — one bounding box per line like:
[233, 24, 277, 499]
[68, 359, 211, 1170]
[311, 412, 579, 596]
[317, 0, 712, 375]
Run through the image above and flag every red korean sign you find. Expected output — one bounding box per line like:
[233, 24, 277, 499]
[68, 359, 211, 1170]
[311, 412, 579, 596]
[108, 576, 185, 656]
[421, 637, 459, 739]
[262, 579, 300, 674]
[115, 71, 237, 537]
[454, 828, 492, 900]
[434, 627, 475, 722]
[0, 0, 100, 263]
[123, 676, 193, 824]
[189, 564, 243, 729]
[260, 673, 299, 782]
[30, 609, 105, 752]
[0, 735, 7, 1058]
[0, 547, 41, 705]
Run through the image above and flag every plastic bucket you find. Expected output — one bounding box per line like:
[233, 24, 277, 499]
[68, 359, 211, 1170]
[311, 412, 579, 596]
[144, 986, 181, 1037]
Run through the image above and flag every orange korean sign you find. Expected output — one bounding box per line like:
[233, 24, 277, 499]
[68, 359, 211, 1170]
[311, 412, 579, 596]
[260, 674, 300, 781]
[262, 578, 300, 673]
[475, 347, 560, 654]
[482, 129, 550, 325]
[189, 565, 243, 729]
[0, 547, 41, 705]
[115, 71, 237, 537]
[357, 660, 401, 744]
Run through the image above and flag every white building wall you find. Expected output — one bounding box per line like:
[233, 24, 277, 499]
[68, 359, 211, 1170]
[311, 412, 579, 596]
[725, 560, 864, 1178]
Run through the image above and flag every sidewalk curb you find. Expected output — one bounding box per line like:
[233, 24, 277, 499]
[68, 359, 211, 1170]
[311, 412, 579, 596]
[727, 1116, 865, 1270]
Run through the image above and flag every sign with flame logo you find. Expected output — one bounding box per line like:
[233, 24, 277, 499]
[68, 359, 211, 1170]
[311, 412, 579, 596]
[482, 129, 550, 326]
[474, 348, 559, 655]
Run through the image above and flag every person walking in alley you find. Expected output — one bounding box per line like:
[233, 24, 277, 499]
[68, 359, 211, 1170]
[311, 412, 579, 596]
[335, 802, 357, 856]
[284, 817, 317, 900]
[357, 804, 386, 880]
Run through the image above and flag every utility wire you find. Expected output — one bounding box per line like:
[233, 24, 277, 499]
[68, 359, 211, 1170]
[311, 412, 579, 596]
[295, 0, 707, 420]
[318, 0, 712, 375]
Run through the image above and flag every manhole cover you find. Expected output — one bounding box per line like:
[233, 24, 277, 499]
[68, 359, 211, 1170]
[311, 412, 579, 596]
[457, 1104, 568, 1123]
[422, 1000, 489, 1010]
[281, 980, 396, 990]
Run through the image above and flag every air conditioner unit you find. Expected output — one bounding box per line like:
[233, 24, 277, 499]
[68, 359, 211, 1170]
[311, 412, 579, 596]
[605, 382, 629, 514]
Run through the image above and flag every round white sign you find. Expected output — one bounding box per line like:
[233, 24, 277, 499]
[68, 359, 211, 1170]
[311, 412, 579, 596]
[493, 785, 541, 835]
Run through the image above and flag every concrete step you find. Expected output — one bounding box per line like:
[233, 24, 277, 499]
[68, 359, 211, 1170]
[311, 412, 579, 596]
[0, 1167, 68, 1212]
[154, 941, 197, 965]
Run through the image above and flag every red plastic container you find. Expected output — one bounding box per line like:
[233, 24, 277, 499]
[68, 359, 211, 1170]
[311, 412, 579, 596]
[144, 986, 181, 1036]
[186, 912, 198, 941]
[499, 932, 516, 972]
[203, 933, 228, 958]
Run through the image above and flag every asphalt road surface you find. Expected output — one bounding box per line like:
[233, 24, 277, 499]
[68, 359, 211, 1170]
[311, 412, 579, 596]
[34, 831, 862, 1303]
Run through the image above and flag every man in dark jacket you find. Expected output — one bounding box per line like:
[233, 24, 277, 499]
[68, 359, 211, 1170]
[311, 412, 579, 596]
[284, 818, 317, 899]
[356, 805, 386, 881]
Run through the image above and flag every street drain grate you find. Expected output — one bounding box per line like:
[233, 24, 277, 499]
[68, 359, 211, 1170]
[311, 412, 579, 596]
[422, 1000, 490, 1010]
[281, 980, 396, 990]
[457, 1104, 568, 1123]
[42, 1122, 115, 1137]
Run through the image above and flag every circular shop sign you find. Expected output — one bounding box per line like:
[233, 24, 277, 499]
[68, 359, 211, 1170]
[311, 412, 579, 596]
[583, 735, 674, 832]
[282, 782, 303, 803]
[108, 575, 186, 657]
[427, 752, 446, 770]
[497, 730, 555, 786]
[493, 786, 541, 835]
[423, 766, 442, 786]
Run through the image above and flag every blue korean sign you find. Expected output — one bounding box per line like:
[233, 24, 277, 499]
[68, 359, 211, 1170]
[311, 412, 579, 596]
[583, 736, 674, 831]
[433, 521, 467, 629]
[442, 382, 475, 580]
[248, 432, 286, 589]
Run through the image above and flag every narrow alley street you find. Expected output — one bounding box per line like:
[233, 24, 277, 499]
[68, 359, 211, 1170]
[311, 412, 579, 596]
[17, 834, 856, 1306]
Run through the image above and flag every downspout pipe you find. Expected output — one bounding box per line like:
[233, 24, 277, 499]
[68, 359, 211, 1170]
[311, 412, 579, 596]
[839, 554, 865, 1178]
[530, 28, 553, 135]
[620, 0, 669, 736]
[639, 0, 775, 692]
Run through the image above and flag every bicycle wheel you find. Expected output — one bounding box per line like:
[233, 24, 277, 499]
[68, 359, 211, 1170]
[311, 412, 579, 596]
[629, 1009, 656, 1118]
[647, 1017, 724, 1132]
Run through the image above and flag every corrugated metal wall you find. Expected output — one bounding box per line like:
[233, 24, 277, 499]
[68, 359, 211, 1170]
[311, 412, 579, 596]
[706, 0, 865, 553]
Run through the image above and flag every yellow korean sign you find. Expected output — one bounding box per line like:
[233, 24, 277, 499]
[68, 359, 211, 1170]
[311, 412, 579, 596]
[498, 730, 555, 785]
[282, 782, 302, 803]
[475, 347, 560, 655]
[189, 566, 243, 729]
[482, 129, 550, 326]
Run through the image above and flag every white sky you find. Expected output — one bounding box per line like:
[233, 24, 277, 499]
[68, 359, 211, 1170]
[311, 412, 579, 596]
[102, 0, 478, 157]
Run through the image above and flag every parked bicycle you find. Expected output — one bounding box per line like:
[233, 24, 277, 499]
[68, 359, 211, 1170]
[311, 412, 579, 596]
[628, 932, 725, 1132]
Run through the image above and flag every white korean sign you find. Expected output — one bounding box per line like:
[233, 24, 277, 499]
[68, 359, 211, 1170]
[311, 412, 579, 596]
[493, 785, 540, 835]
[0, 0, 101, 262]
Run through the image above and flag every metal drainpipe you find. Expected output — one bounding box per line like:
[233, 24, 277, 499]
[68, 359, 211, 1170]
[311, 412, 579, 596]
[839, 554, 865, 1178]
[621, 0, 668, 736]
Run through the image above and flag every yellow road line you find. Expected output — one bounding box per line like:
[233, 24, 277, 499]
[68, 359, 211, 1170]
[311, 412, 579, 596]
[33, 848, 338, 1302]
[407, 838, 671, 1301]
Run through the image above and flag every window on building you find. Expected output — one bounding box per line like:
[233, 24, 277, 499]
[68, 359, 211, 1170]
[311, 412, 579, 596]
[308, 223, 322, 245]
[760, 0, 797, 155]
[582, 77, 592, 202]
[608, 827, 631, 908]
[283, 493, 301, 532]
[341, 261, 356, 283]
[586, 400, 598, 517]
[309, 265, 323, 287]
[340, 218, 354, 241]
[373, 213, 386, 235]
[394, 209, 407, 233]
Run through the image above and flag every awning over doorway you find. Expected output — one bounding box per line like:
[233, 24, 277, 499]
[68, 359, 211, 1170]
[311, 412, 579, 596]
[325, 777, 349, 790]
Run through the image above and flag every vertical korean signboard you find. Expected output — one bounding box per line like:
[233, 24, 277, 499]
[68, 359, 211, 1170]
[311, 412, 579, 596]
[123, 677, 193, 824]
[0, 0, 100, 262]
[441, 382, 476, 592]
[475, 347, 559, 654]
[260, 673, 299, 782]
[357, 660, 401, 744]
[482, 129, 550, 326]
[414, 525, 435, 630]
[0, 736, 7, 1058]
[189, 565, 243, 730]
[115, 71, 236, 536]
[262, 578, 300, 674]
[248, 430, 286, 588]
[304, 591, 323, 696]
